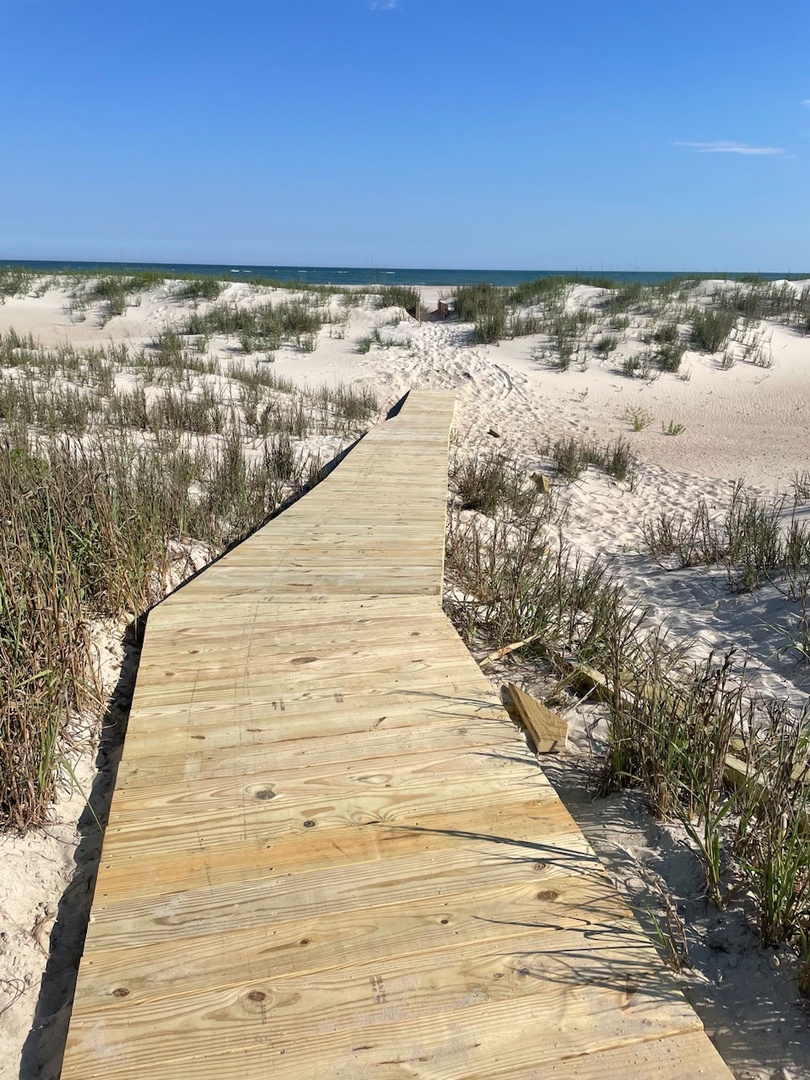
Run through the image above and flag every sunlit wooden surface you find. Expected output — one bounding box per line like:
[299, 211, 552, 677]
[61, 391, 731, 1079]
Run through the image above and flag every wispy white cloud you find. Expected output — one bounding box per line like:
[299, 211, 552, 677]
[802, 99, 810, 107]
[367, 0, 399, 9]
[675, 140, 784, 156]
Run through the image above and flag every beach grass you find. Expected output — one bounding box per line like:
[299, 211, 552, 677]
[446, 440, 810, 958]
[0, 321, 379, 829]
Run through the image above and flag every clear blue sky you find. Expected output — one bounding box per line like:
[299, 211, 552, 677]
[2, 0, 808, 270]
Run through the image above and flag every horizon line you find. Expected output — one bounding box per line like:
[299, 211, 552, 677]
[3, 257, 809, 276]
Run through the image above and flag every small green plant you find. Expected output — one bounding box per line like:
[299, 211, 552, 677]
[662, 419, 685, 436]
[655, 341, 686, 372]
[174, 276, 223, 301]
[624, 406, 654, 431]
[374, 284, 421, 316]
[691, 307, 737, 352]
[542, 435, 636, 486]
[594, 333, 619, 355]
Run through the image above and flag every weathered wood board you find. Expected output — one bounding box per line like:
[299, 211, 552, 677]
[504, 681, 568, 754]
[60, 391, 732, 1079]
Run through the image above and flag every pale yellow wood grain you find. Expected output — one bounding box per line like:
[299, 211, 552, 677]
[505, 682, 568, 754]
[75, 874, 632, 999]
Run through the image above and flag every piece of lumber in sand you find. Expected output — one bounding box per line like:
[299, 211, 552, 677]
[59, 390, 733, 1080]
[504, 682, 568, 754]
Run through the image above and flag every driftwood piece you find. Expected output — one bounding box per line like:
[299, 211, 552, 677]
[479, 633, 544, 669]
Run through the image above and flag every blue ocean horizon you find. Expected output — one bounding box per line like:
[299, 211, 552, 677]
[2, 259, 807, 287]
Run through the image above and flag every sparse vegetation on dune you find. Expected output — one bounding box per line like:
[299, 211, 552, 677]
[444, 274, 810, 378]
[0, 266, 38, 299]
[173, 275, 224, 302]
[446, 441, 810, 968]
[181, 296, 330, 352]
[0, 321, 379, 829]
[68, 271, 167, 323]
[540, 433, 638, 485]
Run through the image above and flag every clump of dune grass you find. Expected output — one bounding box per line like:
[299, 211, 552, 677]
[355, 327, 404, 354]
[602, 281, 644, 315]
[541, 434, 637, 485]
[445, 513, 619, 657]
[374, 285, 421, 315]
[734, 703, 810, 947]
[600, 632, 810, 949]
[594, 333, 620, 355]
[314, 381, 379, 427]
[449, 450, 539, 520]
[712, 280, 810, 331]
[508, 275, 616, 307]
[793, 471, 810, 504]
[0, 428, 333, 828]
[452, 283, 508, 344]
[690, 307, 737, 352]
[649, 322, 687, 371]
[0, 267, 35, 299]
[183, 296, 326, 351]
[642, 482, 810, 594]
[173, 276, 223, 302]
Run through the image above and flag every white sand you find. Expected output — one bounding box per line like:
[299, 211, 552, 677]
[2, 279, 810, 1079]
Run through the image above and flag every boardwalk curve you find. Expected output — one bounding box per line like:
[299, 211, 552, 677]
[60, 391, 732, 1079]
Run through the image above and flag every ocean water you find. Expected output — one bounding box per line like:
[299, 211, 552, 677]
[1, 260, 805, 287]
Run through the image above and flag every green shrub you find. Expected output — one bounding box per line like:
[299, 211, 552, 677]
[691, 307, 736, 352]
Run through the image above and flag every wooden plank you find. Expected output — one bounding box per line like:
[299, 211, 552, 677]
[115, 718, 522, 789]
[87, 801, 599, 941]
[62, 979, 707, 1080]
[91, 794, 582, 906]
[60, 391, 732, 1080]
[65, 932, 704, 1076]
[504, 682, 568, 754]
[73, 875, 632, 999]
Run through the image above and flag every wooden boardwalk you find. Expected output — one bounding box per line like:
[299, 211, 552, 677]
[61, 392, 732, 1079]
